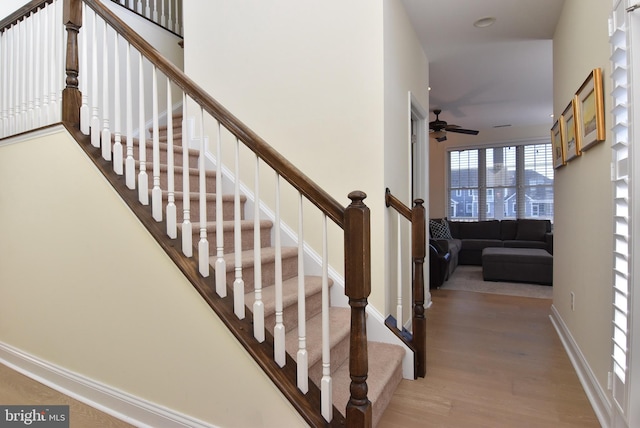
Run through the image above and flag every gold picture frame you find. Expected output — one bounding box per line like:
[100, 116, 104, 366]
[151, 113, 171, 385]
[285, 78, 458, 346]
[551, 119, 565, 169]
[575, 68, 606, 151]
[561, 97, 580, 162]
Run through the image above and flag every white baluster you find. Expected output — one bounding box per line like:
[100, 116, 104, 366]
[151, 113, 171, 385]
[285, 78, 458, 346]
[48, 2, 58, 123]
[166, 79, 177, 239]
[274, 174, 286, 367]
[1, 30, 6, 137]
[214, 121, 226, 296]
[7, 26, 14, 135]
[321, 214, 332, 422]
[181, 95, 192, 257]
[152, 0, 158, 22]
[32, 11, 41, 129]
[56, 0, 64, 120]
[198, 107, 209, 277]
[26, 13, 34, 131]
[101, 19, 111, 161]
[174, 0, 181, 35]
[113, 33, 123, 175]
[233, 138, 245, 319]
[19, 19, 26, 132]
[41, 5, 50, 128]
[125, 42, 135, 189]
[79, 2, 89, 135]
[138, 51, 149, 205]
[160, 0, 166, 27]
[129, 0, 134, 10]
[136, 0, 142, 14]
[397, 216, 402, 326]
[90, 9, 100, 148]
[145, 0, 151, 19]
[297, 193, 308, 393]
[151, 66, 162, 221]
[167, 0, 174, 32]
[253, 154, 264, 342]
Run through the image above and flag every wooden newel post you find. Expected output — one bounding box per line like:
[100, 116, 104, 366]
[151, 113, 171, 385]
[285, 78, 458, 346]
[62, 0, 82, 126]
[411, 198, 427, 378]
[344, 190, 372, 428]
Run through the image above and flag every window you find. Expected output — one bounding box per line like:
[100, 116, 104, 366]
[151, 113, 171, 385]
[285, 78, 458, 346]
[448, 143, 554, 221]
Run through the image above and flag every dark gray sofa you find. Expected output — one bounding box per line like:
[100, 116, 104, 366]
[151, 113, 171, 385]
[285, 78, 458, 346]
[429, 218, 553, 278]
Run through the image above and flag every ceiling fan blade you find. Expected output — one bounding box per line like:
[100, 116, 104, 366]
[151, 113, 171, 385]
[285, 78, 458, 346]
[446, 126, 479, 135]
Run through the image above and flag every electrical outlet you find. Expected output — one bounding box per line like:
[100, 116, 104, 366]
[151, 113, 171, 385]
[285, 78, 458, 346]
[570, 292, 575, 311]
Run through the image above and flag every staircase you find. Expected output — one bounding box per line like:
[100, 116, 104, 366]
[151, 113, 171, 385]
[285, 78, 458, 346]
[133, 113, 406, 425]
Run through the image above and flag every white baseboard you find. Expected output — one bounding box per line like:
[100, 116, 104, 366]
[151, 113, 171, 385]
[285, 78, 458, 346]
[549, 305, 612, 428]
[0, 342, 217, 428]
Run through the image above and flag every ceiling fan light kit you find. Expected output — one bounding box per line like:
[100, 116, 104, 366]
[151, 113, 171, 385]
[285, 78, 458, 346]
[429, 109, 479, 142]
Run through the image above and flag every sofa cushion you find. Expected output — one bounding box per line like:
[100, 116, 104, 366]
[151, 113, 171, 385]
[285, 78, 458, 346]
[429, 219, 453, 239]
[500, 220, 518, 240]
[504, 240, 548, 250]
[458, 220, 501, 239]
[516, 219, 549, 241]
[461, 239, 503, 251]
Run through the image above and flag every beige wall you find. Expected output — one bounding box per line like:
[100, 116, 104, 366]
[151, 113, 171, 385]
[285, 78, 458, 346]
[552, 0, 614, 403]
[182, 1, 426, 312]
[0, 130, 306, 427]
[382, 0, 429, 316]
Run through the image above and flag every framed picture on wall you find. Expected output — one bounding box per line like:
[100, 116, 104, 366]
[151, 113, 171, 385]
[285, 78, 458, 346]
[551, 119, 565, 169]
[575, 68, 606, 151]
[561, 98, 580, 162]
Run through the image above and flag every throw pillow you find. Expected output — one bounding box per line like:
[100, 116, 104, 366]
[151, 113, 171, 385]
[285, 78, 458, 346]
[430, 219, 453, 240]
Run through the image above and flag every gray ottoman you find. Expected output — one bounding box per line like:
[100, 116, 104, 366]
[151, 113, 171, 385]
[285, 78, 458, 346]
[482, 247, 553, 285]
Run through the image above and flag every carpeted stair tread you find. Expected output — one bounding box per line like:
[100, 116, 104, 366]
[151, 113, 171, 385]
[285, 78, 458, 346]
[253, 275, 328, 331]
[217, 246, 298, 273]
[285, 307, 351, 382]
[331, 341, 405, 426]
[182, 219, 273, 253]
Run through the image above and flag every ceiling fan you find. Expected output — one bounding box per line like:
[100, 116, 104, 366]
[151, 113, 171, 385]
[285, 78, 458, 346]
[429, 109, 479, 142]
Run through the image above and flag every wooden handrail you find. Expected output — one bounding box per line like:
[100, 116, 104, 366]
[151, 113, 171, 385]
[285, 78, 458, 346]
[384, 188, 426, 378]
[81, 0, 346, 228]
[0, 0, 53, 32]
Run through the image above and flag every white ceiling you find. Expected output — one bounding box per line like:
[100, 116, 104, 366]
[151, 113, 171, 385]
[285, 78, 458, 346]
[402, 0, 566, 133]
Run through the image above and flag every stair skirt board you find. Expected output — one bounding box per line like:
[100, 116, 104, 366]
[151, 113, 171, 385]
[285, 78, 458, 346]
[0, 342, 216, 428]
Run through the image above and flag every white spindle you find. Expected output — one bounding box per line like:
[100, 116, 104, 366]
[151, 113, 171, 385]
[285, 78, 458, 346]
[167, 0, 174, 32]
[48, 2, 58, 123]
[166, 79, 177, 239]
[90, 9, 100, 148]
[40, 5, 49, 129]
[151, 66, 162, 221]
[19, 19, 26, 132]
[181, 95, 192, 257]
[79, 2, 89, 135]
[214, 121, 226, 296]
[152, 0, 158, 22]
[174, 0, 180, 35]
[138, 51, 149, 205]
[129, 0, 134, 10]
[113, 33, 123, 175]
[297, 193, 308, 393]
[320, 214, 332, 422]
[7, 27, 14, 135]
[125, 42, 135, 189]
[145, 0, 151, 19]
[56, 0, 64, 119]
[198, 107, 209, 277]
[396, 216, 403, 325]
[26, 13, 34, 130]
[136, 0, 142, 14]
[233, 138, 245, 319]
[101, 19, 112, 161]
[274, 174, 286, 367]
[32, 11, 41, 129]
[253, 155, 264, 342]
[160, 0, 166, 27]
[1, 30, 7, 137]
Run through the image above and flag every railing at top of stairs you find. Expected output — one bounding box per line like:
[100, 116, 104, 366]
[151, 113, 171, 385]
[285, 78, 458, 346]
[109, 0, 183, 37]
[385, 188, 427, 379]
[0, 0, 374, 426]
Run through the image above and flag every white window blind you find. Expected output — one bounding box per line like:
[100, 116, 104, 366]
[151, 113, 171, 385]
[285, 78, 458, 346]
[609, 0, 630, 420]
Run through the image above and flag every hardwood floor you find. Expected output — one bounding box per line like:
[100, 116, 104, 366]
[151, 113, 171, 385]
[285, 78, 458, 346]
[378, 289, 600, 428]
[0, 364, 133, 428]
[0, 289, 600, 427]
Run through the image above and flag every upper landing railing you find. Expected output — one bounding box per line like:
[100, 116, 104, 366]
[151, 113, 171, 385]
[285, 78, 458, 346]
[110, 0, 183, 36]
[0, 1, 373, 426]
